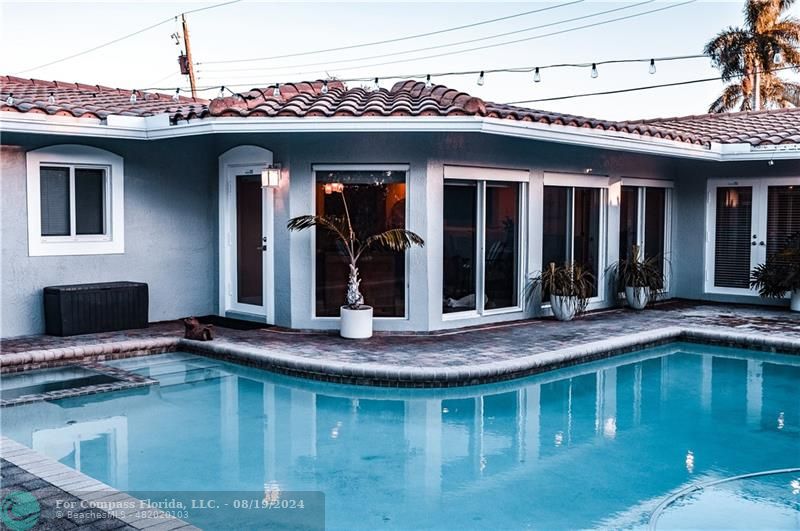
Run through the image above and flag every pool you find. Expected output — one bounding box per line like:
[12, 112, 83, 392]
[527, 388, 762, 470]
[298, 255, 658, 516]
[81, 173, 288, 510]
[2, 343, 798, 529]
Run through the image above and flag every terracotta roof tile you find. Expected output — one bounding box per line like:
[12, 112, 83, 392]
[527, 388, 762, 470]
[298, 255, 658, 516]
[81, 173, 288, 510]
[2, 75, 799, 148]
[0, 76, 208, 122]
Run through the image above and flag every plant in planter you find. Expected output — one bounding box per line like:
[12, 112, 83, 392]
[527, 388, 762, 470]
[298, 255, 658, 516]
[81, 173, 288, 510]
[526, 262, 595, 321]
[287, 185, 424, 338]
[609, 245, 666, 310]
[750, 232, 800, 312]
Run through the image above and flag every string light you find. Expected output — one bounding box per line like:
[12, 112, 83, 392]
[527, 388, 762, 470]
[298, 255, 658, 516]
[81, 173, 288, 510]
[272, 84, 281, 98]
[774, 50, 782, 65]
[477, 71, 485, 86]
[218, 86, 226, 98]
[534, 67, 541, 83]
[425, 74, 432, 88]
[173, 88, 180, 102]
[48, 92, 56, 105]
[130, 91, 137, 103]
[321, 80, 329, 94]
[372, 77, 380, 91]
[649, 58, 656, 74]
[591, 63, 598, 78]
[4, 93, 13, 105]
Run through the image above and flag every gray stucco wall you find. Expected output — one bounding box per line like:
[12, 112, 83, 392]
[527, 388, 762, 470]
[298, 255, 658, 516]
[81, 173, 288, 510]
[2, 129, 797, 337]
[1, 134, 219, 337]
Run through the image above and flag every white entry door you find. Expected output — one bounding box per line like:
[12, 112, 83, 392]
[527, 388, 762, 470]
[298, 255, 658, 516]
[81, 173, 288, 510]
[219, 147, 275, 324]
[706, 177, 800, 296]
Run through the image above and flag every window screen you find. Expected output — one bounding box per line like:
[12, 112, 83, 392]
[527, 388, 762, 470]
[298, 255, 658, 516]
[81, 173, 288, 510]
[75, 168, 105, 235]
[40, 166, 70, 236]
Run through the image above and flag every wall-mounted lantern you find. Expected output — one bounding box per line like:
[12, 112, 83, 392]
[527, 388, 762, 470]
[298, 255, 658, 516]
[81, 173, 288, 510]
[261, 164, 281, 188]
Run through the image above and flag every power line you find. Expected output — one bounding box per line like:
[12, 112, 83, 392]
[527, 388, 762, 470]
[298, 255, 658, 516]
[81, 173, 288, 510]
[198, 0, 697, 84]
[197, 0, 585, 66]
[198, 0, 653, 75]
[13, 0, 244, 75]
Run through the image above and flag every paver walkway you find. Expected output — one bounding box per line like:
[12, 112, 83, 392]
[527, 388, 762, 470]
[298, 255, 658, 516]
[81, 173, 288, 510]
[2, 301, 799, 368]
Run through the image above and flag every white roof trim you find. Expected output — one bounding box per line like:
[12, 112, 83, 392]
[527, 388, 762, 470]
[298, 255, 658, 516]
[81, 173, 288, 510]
[2, 111, 798, 162]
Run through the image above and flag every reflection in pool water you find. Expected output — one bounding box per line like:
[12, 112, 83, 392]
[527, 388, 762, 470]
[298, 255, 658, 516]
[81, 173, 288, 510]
[2, 343, 799, 530]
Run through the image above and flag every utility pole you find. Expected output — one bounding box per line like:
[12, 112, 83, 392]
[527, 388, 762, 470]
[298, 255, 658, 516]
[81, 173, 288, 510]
[181, 14, 198, 99]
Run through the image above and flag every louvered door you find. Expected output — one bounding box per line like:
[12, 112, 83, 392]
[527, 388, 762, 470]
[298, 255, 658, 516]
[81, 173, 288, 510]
[707, 177, 800, 296]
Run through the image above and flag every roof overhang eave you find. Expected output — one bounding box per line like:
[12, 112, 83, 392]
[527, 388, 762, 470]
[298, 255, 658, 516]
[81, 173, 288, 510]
[2, 111, 791, 162]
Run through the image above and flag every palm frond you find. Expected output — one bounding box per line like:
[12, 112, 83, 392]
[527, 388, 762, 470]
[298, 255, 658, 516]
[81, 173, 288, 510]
[709, 83, 745, 113]
[362, 229, 425, 253]
[287, 214, 350, 243]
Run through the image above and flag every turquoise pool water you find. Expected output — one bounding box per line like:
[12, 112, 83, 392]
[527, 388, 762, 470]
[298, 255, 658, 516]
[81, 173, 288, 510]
[2, 342, 799, 530]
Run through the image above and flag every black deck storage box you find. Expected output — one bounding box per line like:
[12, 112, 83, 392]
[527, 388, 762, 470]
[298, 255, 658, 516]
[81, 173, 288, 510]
[44, 281, 148, 336]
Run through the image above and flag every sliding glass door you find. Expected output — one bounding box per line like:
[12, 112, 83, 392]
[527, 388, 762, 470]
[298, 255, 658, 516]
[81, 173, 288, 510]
[706, 178, 800, 295]
[443, 179, 523, 316]
[619, 185, 670, 278]
[542, 185, 604, 298]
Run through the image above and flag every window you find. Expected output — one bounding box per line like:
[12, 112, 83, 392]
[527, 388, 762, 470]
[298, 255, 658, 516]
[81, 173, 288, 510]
[443, 166, 525, 316]
[542, 185, 603, 298]
[315, 168, 407, 318]
[618, 184, 670, 276]
[26, 145, 124, 256]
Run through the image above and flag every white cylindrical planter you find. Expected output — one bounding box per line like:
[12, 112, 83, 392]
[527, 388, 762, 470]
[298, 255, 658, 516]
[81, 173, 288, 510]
[792, 290, 800, 312]
[550, 295, 577, 322]
[340, 306, 373, 339]
[625, 286, 651, 311]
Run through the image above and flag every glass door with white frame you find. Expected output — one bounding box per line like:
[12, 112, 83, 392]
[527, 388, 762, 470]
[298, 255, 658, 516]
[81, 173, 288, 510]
[443, 179, 523, 316]
[619, 185, 670, 279]
[706, 178, 800, 295]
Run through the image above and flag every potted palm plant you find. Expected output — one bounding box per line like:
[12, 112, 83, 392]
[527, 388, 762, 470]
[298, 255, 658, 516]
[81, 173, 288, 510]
[527, 262, 595, 321]
[750, 232, 800, 312]
[287, 185, 424, 338]
[609, 245, 666, 310]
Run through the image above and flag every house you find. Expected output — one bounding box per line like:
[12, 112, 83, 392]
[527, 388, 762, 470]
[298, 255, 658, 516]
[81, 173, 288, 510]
[1, 75, 798, 337]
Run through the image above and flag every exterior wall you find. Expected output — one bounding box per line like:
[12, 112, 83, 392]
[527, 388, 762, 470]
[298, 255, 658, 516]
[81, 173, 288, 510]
[1, 134, 219, 337]
[3, 128, 797, 338]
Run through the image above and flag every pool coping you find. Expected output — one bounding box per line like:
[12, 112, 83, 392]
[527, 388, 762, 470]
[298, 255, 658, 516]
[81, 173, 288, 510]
[1, 326, 798, 388]
[0, 436, 199, 530]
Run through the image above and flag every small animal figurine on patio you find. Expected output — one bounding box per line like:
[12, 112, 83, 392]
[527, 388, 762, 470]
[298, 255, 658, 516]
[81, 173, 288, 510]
[183, 317, 214, 341]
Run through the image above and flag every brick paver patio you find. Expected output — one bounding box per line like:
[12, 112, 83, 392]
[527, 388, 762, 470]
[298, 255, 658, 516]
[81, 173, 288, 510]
[2, 301, 799, 369]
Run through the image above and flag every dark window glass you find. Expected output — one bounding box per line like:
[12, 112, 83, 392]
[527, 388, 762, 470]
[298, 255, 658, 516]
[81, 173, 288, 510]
[619, 186, 638, 261]
[714, 187, 753, 288]
[485, 182, 520, 309]
[443, 181, 477, 313]
[316, 171, 406, 317]
[40, 166, 70, 236]
[644, 187, 666, 275]
[236, 175, 263, 306]
[75, 168, 105, 235]
[766, 185, 800, 261]
[574, 187, 600, 297]
[542, 186, 569, 268]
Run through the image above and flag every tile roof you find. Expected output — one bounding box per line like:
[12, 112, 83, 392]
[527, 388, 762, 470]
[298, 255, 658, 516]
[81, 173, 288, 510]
[2, 75, 798, 148]
[0, 75, 207, 122]
[631, 107, 800, 146]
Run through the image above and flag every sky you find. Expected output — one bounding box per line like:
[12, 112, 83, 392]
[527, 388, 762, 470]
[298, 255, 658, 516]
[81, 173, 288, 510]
[2, 0, 799, 120]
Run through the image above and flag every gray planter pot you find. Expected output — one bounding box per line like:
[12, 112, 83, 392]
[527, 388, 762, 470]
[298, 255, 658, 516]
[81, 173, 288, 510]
[550, 295, 578, 321]
[625, 286, 651, 310]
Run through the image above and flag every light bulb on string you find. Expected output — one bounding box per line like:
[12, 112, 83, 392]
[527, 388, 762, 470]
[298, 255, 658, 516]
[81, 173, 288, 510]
[425, 74, 432, 88]
[591, 63, 599, 78]
[649, 59, 656, 74]
[218, 86, 226, 98]
[272, 84, 281, 98]
[173, 88, 180, 102]
[372, 77, 380, 91]
[534, 67, 541, 83]
[477, 71, 485, 86]
[4, 93, 13, 105]
[130, 91, 137, 103]
[321, 80, 329, 94]
[48, 92, 56, 105]
[774, 50, 782, 64]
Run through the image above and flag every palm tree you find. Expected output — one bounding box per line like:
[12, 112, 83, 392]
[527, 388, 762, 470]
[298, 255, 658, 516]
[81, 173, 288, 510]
[705, 0, 800, 112]
[287, 186, 424, 309]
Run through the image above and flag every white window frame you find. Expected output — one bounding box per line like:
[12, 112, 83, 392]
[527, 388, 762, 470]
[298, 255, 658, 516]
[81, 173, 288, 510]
[26, 144, 124, 256]
[704, 176, 799, 296]
[442, 165, 529, 320]
[311, 164, 411, 321]
[619, 177, 674, 293]
[541, 172, 610, 306]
